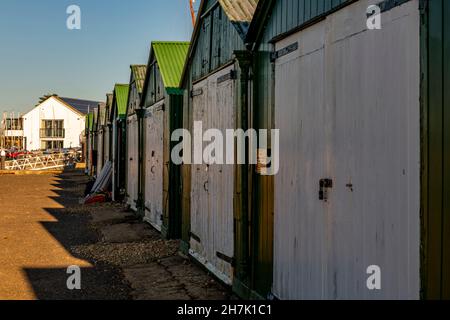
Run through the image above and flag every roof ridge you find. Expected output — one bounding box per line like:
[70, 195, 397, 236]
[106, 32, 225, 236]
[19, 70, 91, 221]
[152, 41, 190, 44]
[60, 96, 101, 101]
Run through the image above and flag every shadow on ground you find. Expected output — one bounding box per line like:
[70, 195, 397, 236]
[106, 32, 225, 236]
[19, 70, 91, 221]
[22, 168, 231, 300]
[23, 169, 131, 300]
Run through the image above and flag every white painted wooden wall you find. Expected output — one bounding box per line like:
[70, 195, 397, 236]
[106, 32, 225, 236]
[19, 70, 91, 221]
[86, 132, 92, 174]
[126, 115, 139, 211]
[111, 121, 119, 201]
[273, 0, 420, 300]
[144, 100, 164, 231]
[104, 128, 111, 163]
[104, 128, 110, 163]
[190, 65, 236, 285]
[22, 96, 85, 151]
[97, 130, 104, 174]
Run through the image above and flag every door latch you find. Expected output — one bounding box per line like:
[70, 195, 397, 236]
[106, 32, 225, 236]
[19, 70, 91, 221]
[319, 179, 333, 201]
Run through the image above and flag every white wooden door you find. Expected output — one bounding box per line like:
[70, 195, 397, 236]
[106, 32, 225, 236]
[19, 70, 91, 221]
[273, 0, 421, 300]
[127, 115, 138, 210]
[274, 21, 329, 300]
[326, 0, 420, 299]
[144, 101, 164, 231]
[104, 128, 110, 163]
[190, 65, 235, 285]
[190, 77, 210, 269]
[97, 131, 104, 174]
[209, 67, 235, 281]
[87, 135, 91, 173]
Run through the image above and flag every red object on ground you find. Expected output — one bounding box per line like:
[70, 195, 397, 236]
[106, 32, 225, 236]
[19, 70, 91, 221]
[84, 194, 107, 205]
[7, 151, 29, 159]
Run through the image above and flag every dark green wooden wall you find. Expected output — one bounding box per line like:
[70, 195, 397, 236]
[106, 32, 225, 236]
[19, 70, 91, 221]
[143, 62, 165, 107]
[190, 0, 246, 82]
[250, 0, 450, 300]
[163, 94, 183, 239]
[422, 0, 450, 300]
[259, 0, 348, 44]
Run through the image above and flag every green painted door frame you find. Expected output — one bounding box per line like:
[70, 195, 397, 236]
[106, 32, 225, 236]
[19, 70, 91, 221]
[421, 0, 450, 300]
[233, 52, 252, 298]
[162, 94, 183, 239]
[136, 108, 146, 218]
[232, 50, 274, 300]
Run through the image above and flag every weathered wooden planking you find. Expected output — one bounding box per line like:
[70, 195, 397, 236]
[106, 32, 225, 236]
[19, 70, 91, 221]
[126, 115, 139, 211]
[273, 0, 420, 300]
[144, 100, 164, 231]
[189, 65, 236, 285]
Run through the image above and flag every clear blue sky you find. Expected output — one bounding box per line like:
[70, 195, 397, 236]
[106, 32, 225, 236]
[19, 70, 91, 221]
[0, 0, 199, 114]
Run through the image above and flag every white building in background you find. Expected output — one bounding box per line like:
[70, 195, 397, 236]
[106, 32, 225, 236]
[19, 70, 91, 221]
[22, 95, 100, 151]
[0, 115, 24, 149]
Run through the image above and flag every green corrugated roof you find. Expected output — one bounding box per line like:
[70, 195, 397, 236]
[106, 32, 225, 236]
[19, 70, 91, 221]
[114, 84, 129, 117]
[86, 112, 94, 131]
[131, 65, 146, 94]
[152, 42, 190, 93]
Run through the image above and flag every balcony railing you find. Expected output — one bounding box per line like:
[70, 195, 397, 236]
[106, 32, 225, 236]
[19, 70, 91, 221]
[40, 128, 65, 138]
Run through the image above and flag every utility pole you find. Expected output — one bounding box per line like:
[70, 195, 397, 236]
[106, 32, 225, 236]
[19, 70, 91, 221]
[189, 0, 196, 27]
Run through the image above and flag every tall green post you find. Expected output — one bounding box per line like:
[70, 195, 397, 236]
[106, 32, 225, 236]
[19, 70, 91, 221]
[135, 107, 146, 217]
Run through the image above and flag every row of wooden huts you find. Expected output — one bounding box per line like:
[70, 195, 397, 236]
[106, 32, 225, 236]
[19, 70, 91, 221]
[84, 0, 449, 300]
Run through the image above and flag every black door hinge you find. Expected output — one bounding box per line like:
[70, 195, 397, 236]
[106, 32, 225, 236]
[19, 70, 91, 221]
[216, 251, 235, 266]
[189, 231, 201, 243]
[191, 89, 203, 98]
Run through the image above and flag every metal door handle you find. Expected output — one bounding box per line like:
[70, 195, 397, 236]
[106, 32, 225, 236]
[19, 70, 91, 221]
[319, 179, 333, 201]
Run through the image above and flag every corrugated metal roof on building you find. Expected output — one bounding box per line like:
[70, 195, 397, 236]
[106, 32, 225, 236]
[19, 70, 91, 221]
[131, 65, 147, 94]
[60, 97, 102, 115]
[219, 0, 259, 37]
[114, 84, 130, 117]
[152, 42, 190, 93]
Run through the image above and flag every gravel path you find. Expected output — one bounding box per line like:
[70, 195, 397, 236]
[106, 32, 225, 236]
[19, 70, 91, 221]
[0, 170, 130, 300]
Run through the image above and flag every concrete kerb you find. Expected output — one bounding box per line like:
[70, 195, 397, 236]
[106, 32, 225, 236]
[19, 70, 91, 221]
[0, 170, 63, 176]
